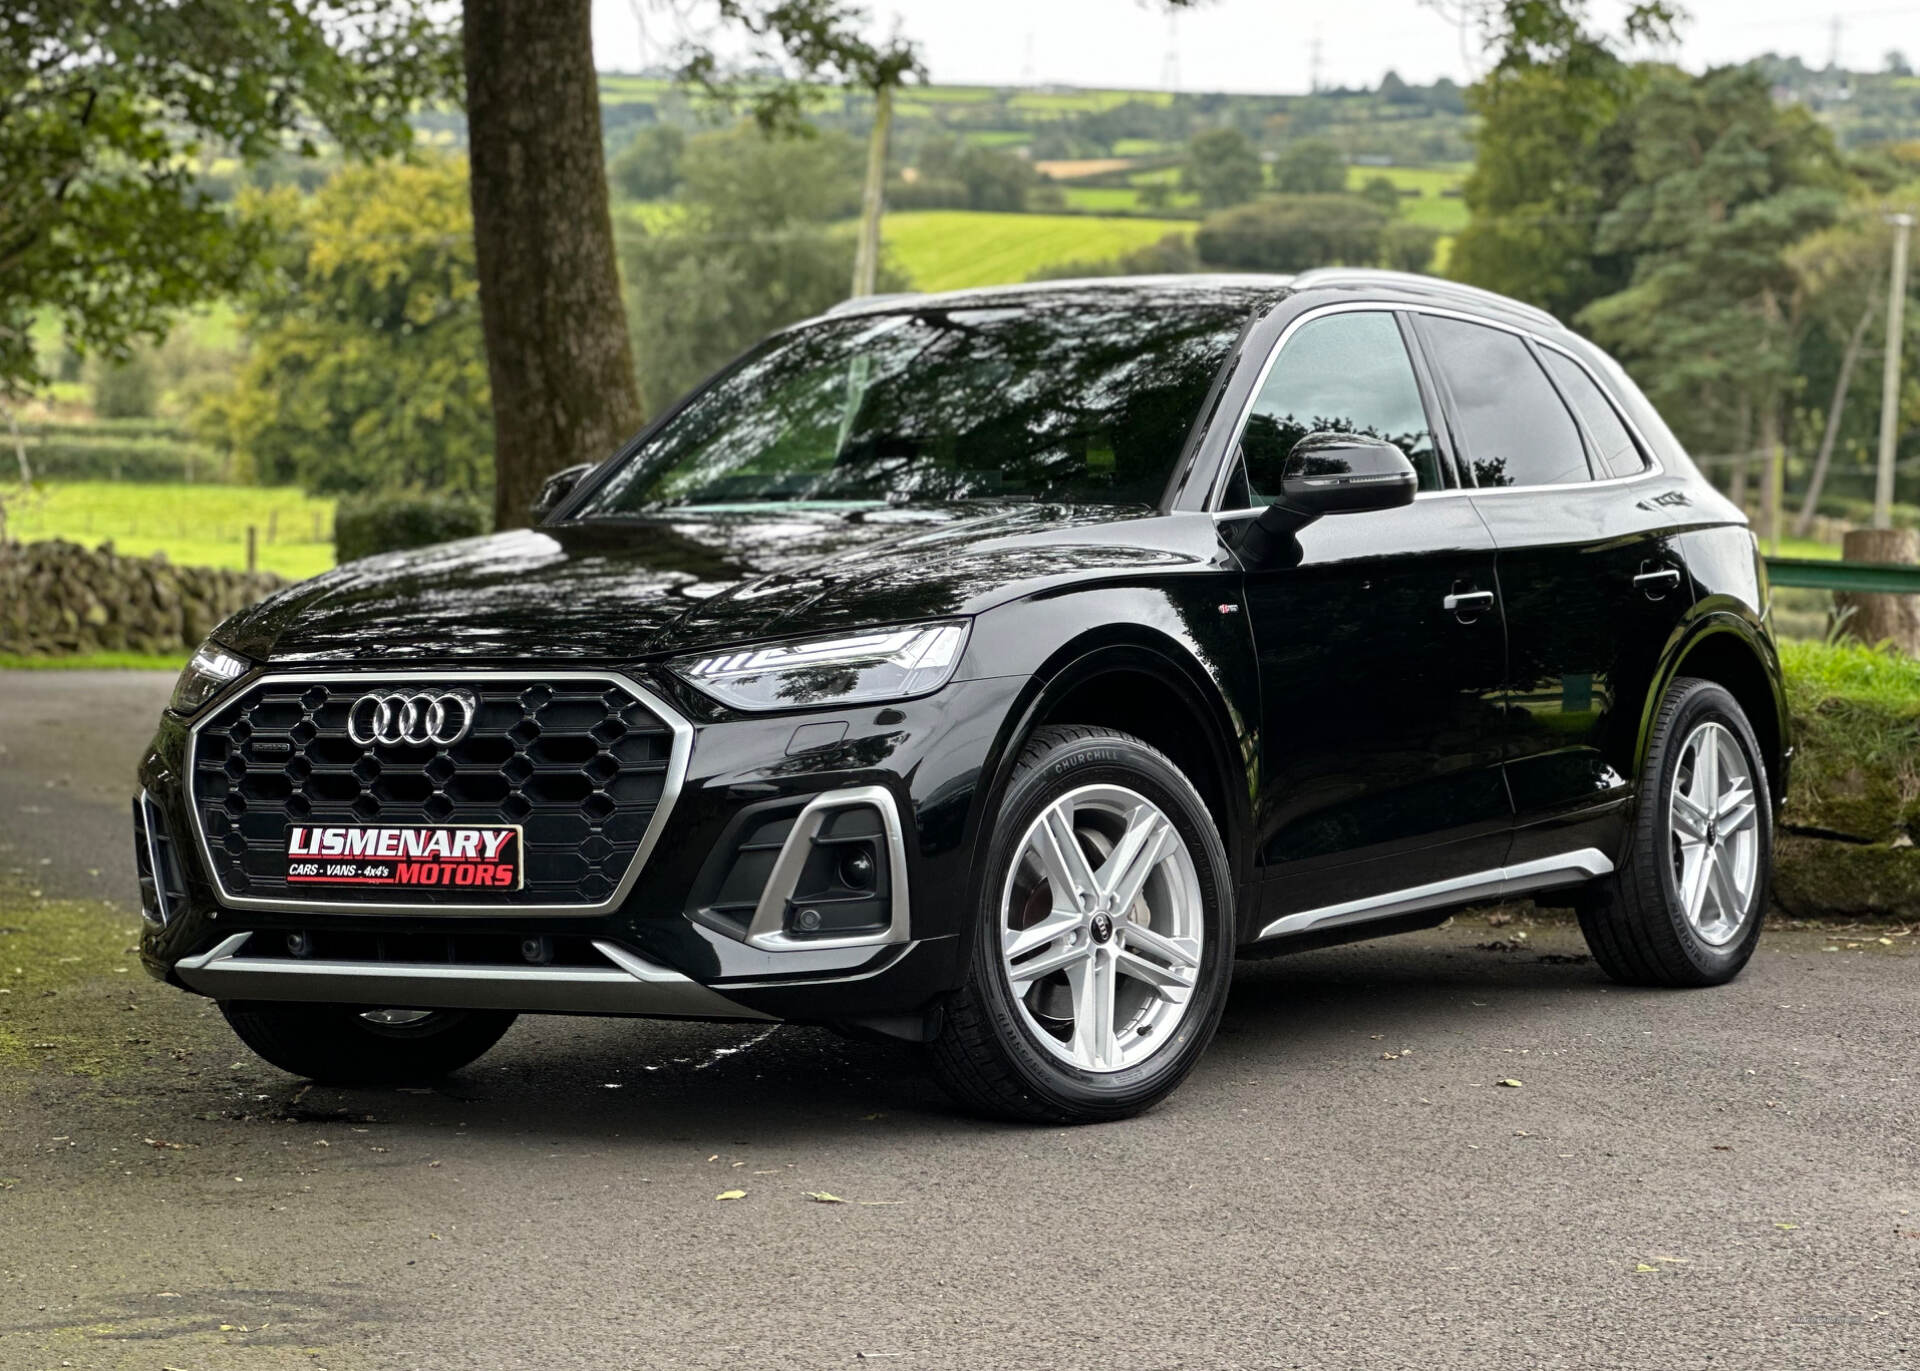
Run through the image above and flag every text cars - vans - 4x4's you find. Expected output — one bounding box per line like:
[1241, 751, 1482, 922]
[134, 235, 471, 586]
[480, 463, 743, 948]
[135, 271, 1788, 1123]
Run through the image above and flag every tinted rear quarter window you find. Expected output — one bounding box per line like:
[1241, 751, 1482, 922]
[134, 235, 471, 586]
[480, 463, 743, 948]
[1542, 349, 1647, 479]
[1420, 316, 1589, 489]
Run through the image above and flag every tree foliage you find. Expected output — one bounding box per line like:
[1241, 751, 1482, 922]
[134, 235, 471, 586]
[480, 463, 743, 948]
[1578, 68, 1849, 454]
[1182, 128, 1264, 209]
[210, 155, 493, 497]
[610, 125, 687, 201]
[0, 0, 458, 399]
[622, 125, 905, 413]
[1195, 195, 1394, 272]
[1273, 139, 1349, 194]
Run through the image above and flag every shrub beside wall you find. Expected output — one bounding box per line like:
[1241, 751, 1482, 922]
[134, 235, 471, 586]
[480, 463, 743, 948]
[333, 490, 489, 563]
[1771, 639, 1920, 920]
[0, 539, 283, 657]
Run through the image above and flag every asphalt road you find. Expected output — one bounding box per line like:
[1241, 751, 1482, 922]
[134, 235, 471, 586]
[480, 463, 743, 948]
[1, 671, 1916, 1370]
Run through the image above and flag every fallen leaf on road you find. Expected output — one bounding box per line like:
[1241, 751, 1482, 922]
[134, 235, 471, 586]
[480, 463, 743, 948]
[806, 1191, 848, 1204]
[1632, 1263, 1659, 1273]
[1774, 1222, 1800, 1231]
[715, 1189, 746, 1201]
[1497, 1079, 1523, 1088]
[142, 1138, 188, 1151]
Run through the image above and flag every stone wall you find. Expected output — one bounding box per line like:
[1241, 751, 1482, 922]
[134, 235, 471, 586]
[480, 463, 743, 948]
[0, 539, 284, 657]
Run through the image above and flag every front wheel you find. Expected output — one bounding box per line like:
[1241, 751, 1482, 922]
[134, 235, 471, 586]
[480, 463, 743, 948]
[220, 1002, 517, 1085]
[929, 725, 1234, 1124]
[1577, 677, 1772, 987]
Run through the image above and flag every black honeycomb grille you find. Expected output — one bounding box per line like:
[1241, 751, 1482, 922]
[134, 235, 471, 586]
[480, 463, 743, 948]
[191, 677, 676, 906]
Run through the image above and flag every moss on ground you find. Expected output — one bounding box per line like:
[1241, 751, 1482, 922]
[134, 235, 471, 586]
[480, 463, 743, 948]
[0, 880, 150, 1082]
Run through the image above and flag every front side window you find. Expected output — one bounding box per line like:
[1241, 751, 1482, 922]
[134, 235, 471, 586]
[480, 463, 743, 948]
[1418, 316, 1589, 489]
[574, 299, 1254, 514]
[1238, 311, 1441, 502]
[1542, 349, 1648, 479]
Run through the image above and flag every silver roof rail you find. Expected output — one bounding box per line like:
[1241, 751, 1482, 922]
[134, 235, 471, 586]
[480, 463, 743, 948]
[1289, 268, 1564, 331]
[825, 292, 923, 315]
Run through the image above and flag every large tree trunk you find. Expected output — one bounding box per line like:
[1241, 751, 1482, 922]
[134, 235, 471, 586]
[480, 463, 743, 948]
[463, 0, 643, 532]
[1795, 300, 1876, 538]
[1835, 528, 1920, 657]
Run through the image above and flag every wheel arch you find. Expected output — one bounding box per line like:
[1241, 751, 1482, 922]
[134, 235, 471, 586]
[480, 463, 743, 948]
[969, 628, 1255, 902]
[1641, 613, 1789, 810]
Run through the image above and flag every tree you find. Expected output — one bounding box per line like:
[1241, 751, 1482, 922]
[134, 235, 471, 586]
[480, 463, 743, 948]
[1445, 0, 1682, 318]
[610, 125, 687, 201]
[1195, 195, 1392, 272]
[463, 0, 643, 531]
[1381, 221, 1443, 273]
[1785, 206, 1914, 533]
[1360, 175, 1404, 216]
[0, 1, 454, 403]
[1182, 129, 1263, 210]
[1449, 62, 1637, 318]
[954, 143, 1038, 212]
[1579, 68, 1849, 514]
[1273, 139, 1348, 194]
[211, 156, 493, 498]
[622, 125, 902, 413]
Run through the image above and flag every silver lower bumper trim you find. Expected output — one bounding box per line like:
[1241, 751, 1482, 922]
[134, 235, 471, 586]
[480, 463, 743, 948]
[174, 933, 775, 1020]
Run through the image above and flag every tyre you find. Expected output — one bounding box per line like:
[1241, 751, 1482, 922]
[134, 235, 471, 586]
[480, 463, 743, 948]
[929, 725, 1235, 1123]
[220, 1002, 516, 1085]
[1577, 677, 1772, 987]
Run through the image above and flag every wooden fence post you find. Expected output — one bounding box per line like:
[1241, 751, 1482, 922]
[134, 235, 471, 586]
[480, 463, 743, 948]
[246, 525, 257, 573]
[1836, 528, 1920, 656]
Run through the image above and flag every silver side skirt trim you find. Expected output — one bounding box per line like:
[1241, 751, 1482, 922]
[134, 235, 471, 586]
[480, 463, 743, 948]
[173, 933, 774, 1020]
[1255, 847, 1614, 943]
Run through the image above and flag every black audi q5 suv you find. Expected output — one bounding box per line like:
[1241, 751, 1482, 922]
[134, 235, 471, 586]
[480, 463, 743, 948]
[135, 270, 1788, 1123]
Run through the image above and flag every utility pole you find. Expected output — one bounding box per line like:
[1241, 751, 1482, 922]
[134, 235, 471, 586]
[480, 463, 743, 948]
[850, 80, 893, 299]
[1873, 212, 1913, 529]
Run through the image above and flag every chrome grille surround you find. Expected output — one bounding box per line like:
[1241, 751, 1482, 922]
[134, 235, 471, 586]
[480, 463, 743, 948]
[186, 671, 692, 916]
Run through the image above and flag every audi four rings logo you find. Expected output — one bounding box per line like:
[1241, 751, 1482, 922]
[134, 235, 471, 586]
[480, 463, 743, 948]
[346, 689, 478, 747]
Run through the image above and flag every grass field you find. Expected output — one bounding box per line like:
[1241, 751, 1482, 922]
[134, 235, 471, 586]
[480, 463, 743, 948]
[880, 211, 1194, 291]
[9, 482, 337, 580]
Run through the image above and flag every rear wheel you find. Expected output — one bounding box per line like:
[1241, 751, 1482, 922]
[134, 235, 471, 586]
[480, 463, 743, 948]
[1577, 677, 1771, 986]
[220, 1002, 516, 1085]
[929, 725, 1234, 1123]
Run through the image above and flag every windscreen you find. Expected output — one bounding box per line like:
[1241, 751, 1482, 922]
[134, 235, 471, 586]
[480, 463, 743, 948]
[574, 299, 1253, 514]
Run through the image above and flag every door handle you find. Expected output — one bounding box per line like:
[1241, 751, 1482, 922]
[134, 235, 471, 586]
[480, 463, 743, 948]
[1442, 589, 1495, 618]
[1633, 567, 1681, 598]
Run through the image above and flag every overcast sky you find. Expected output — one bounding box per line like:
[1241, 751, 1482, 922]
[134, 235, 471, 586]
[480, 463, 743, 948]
[592, 1, 1920, 94]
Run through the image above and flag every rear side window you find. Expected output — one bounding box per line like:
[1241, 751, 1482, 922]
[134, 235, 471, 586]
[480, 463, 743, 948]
[1542, 349, 1647, 479]
[1419, 316, 1589, 489]
[1238, 311, 1441, 501]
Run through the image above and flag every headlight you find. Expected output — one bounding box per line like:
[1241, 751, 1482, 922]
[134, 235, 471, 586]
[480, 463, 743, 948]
[672, 620, 970, 712]
[169, 641, 250, 715]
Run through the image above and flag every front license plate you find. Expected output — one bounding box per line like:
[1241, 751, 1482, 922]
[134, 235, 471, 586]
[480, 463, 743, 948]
[284, 824, 524, 892]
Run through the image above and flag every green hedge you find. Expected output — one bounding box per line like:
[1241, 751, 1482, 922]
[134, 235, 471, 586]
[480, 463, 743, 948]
[15, 435, 220, 482]
[333, 490, 490, 563]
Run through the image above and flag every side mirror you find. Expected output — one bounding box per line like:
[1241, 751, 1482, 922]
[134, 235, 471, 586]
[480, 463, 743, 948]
[529, 462, 596, 524]
[1239, 433, 1417, 566]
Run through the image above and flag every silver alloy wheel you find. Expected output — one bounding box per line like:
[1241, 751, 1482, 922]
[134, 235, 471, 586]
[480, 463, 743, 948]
[1668, 720, 1761, 947]
[999, 783, 1204, 1073]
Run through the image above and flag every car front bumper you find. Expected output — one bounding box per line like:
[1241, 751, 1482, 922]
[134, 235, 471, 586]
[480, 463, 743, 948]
[136, 667, 1028, 1032]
